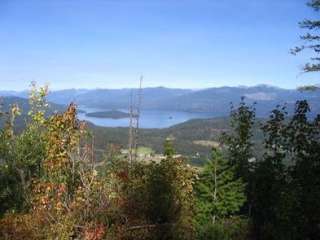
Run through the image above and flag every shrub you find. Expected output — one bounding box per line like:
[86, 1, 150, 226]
[197, 217, 249, 240]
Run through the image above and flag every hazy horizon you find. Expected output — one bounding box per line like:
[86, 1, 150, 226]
[0, 83, 307, 92]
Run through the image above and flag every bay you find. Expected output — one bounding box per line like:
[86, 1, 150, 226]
[77, 106, 213, 129]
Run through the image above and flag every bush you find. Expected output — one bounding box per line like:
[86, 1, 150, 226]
[197, 217, 249, 240]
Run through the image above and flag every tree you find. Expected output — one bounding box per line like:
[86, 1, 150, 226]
[224, 97, 256, 183]
[251, 101, 320, 239]
[0, 104, 23, 215]
[222, 98, 256, 217]
[252, 106, 291, 240]
[196, 148, 246, 225]
[164, 137, 176, 157]
[122, 139, 195, 240]
[292, 0, 320, 73]
[286, 100, 320, 239]
[145, 139, 195, 240]
[0, 83, 49, 215]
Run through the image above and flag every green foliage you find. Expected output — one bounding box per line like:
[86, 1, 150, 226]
[90, 117, 236, 164]
[298, 85, 320, 92]
[221, 98, 256, 218]
[122, 141, 196, 240]
[1, 83, 320, 239]
[252, 106, 289, 239]
[197, 217, 249, 240]
[292, 0, 320, 72]
[252, 101, 320, 239]
[223, 97, 256, 182]
[287, 101, 320, 239]
[196, 148, 246, 225]
[164, 138, 176, 157]
[148, 157, 195, 239]
[28, 81, 49, 125]
[0, 87, 47, 215]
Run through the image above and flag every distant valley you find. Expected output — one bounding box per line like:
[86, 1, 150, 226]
[0, 91, 308, 163]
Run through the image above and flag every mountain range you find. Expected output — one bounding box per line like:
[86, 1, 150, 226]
[1, 85, 319, 117]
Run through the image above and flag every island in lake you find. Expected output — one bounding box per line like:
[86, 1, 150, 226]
[85, 110, 133, 119]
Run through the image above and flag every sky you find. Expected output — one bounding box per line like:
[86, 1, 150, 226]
[0, 0, 318, 90]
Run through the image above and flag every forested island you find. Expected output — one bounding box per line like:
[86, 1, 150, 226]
[85, 110, 132, 119]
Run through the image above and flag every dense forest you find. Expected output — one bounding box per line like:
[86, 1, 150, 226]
[0, 82, 320, 240]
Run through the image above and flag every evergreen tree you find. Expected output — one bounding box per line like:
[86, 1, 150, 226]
[196, 148, 246, 225]
[292, 0, 320, 73]
[252, 101, 320, 239]
[252, 106, 291, 240]
[164, 137, 176, 157]
[224, 97, 256, 183]
[222, 97, 256, 217]
[287, 101, 320, 239]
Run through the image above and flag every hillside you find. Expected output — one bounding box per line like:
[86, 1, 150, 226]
[0, 96, 67, 131]
[90, 117, 264, 165]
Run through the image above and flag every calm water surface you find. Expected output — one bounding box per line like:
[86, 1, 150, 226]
[78, 106, 213, 129]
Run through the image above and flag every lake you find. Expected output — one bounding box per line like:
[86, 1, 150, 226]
[77, 106, 214, 129]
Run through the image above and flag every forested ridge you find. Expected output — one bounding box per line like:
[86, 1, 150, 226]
[0, 83, 320, 240]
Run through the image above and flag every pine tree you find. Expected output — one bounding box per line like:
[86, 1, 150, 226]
[224, 97, 256, 183]
[292, 0, 320, 73]
[287, 100, 320, 239]
[252, 106, 290, 239]
[222, 97, 256, 217]
[164, 137, 176, 157]
[252, 101, 320, 239]
[196, 148, 246, 224]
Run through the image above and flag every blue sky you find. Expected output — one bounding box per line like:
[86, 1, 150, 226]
[0, 0, 318, 90]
